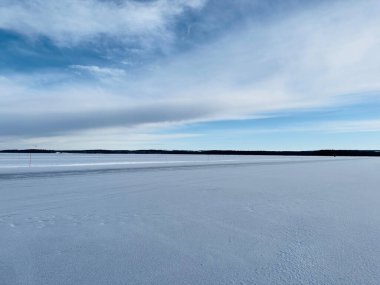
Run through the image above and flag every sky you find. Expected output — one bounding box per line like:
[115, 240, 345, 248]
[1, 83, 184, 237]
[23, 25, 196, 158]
[0, 0, 380, 150]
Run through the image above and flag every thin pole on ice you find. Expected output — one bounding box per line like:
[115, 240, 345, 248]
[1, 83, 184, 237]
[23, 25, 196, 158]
[29, 145, 37, 167]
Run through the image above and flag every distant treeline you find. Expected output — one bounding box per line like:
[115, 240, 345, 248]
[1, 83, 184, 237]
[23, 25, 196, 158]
[1, 149, 380, 157]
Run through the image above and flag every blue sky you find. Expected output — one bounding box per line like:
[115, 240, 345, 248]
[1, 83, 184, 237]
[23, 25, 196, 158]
[0, 0, 380, 150]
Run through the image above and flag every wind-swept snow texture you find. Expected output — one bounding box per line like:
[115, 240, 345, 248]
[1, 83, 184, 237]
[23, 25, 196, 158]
[1, 154, 380, 285]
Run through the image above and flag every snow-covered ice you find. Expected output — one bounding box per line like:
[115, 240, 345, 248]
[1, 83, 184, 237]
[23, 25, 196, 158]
[1, 153, 380, 284]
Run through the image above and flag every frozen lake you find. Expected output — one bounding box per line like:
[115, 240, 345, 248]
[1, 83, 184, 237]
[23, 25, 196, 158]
[1, 153, 380, 284]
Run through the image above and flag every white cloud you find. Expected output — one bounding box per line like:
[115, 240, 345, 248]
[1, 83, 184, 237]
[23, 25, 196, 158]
[234, 119, 380, 135]
[1, 0, 380, 148]
[70, 65, 127, 80]
[108, 0, 380, 122]
[0, 0, 206, 47]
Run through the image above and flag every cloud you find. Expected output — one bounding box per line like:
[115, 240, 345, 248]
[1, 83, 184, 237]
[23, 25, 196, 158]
[232, 119, 380, 135]
[0, 0, 206, 47]
[1, 0, 380, 148]
[116, 0, 380, 118]
[70, 65, 127, 79]
[312, 119, 380, 134]
[0, 96, 222, 137]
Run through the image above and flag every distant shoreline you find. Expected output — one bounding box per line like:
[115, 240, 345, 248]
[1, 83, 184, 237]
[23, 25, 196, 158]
[1, 149, 380, 157]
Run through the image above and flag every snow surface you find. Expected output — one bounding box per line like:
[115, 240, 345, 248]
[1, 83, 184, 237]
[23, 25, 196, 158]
[1, 153, 380, 284]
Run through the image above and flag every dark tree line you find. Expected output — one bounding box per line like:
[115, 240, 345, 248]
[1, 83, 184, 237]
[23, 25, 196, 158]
[1, 149, 379, 157]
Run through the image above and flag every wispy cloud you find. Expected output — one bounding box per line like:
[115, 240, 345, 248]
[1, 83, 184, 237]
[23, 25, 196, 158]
[0, 0, 205, 47]
[70, 65, 127, 82]
[1, 0, 380, 149]
[311, 119, 380, 134]
[230, 119, 380, 135]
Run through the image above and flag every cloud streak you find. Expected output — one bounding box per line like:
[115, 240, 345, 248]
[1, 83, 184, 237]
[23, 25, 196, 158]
[0, 99, 221, 137]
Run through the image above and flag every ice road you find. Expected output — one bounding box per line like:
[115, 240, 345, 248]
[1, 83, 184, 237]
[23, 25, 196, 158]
[1, 154, 380, 284]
